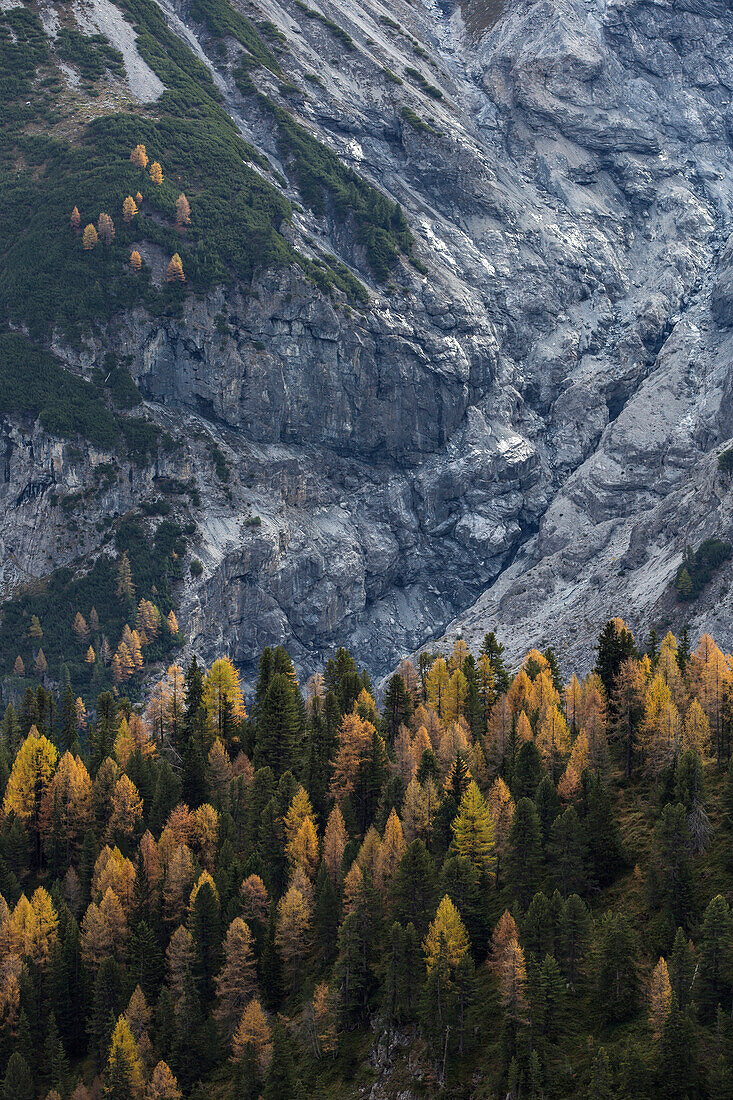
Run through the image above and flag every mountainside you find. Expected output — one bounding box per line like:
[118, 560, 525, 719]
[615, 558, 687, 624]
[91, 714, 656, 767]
[1, 0, 733, 684]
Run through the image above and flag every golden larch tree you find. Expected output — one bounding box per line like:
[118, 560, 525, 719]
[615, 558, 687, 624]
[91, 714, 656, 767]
[13, 655, 24, 677]
[203, 657, 246, 737]
[275, 885, 312, 989]
[73, 612, 89, 643]
[147, 1061, 182, 1100]
[123, 196, 138, 223]
[105, 1016, 144, 1096]
[109, 775, 144, 838]
[375, 808, 406, 894]
[175, 193, 191, 227]
[130, 250, 142, 273]
[214, 917, 258, 1037]
[130, 144, 148, 168]
[425, 657, 450, 720]
[450, 780, 496, 879]
[4, 728, 57, 827]
[149, 161, 163, 185]
[649, 956, 672, 1039]
[322, 805, 348, 879]
[231, 999, 272, 1073]
[70, 206, 81, 231]
[423, 895, 470, 973]
[240, 874, 269, 923]
[166, 253, 185, 283]
[82, 224, 98, 250]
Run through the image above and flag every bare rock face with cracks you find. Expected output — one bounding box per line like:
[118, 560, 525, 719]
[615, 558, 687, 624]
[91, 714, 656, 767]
[2, 0, 733, 680]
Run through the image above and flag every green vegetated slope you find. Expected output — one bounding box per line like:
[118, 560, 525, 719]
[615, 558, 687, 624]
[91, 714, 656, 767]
[0, 619, 732, 1099]
[0, 0, 413, 345]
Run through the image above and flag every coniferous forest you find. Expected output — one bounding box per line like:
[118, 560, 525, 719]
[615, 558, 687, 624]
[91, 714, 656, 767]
[0, 618, 732, 1099]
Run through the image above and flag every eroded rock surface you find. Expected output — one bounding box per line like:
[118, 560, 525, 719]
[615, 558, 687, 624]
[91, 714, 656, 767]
[3, 0, 733, 679]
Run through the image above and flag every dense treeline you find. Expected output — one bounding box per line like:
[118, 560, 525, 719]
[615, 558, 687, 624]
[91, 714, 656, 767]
[0, 618, 732, 1098]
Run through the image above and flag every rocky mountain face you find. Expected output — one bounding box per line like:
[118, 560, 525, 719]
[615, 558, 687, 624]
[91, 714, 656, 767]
[2, 0, 733, 680]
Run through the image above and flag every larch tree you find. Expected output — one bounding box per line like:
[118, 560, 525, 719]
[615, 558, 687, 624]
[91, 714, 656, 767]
[175, 194, 191, 227]
[33, 649, 47, 679]
[13, 655, 24, 677]
[375, 808, 406, 894]
[203, 657, 246, 740]
[116, 552, 135, 601]
[214, 917, 258, 1038]
[4, 728, 57, 837]
[149, 161, 163, 185]
[130, 144, 148, 168]
[322, 805, 348, 880]
[147, 1062, 182, 1100]
[73, 612, 89, 644]
[425, 657, 450, 720]
[275, 885, 311, 990]
[104, 1015, 144, 1098]
[130, 250, 142, 273]
[82, 224, 98, 250]
[423, 895, 470, 973]
[109, 776, 144, 839]
[70, 206, 81, 231]
[231, 999, 272, 1074]
[97, 213, 115, 245]
[450, 780, 496, 880]
[649, 956, 672, 1039]
[166, 253, 185, 282]
[122, 196, 138, 223]
[683, 699, 711, 757]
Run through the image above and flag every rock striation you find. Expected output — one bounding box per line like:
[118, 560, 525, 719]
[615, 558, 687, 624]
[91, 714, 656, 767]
[3, 0, 733, 680]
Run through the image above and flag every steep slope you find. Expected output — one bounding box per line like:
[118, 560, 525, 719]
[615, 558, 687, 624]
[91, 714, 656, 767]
[1, 0, 732, 685]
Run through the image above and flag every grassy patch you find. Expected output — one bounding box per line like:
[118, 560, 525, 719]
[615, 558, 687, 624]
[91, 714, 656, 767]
[260, 96, 413, 280]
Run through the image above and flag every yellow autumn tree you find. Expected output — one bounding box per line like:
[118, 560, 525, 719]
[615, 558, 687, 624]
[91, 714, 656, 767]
[175, 193, 191, 227]
[489, 909, 520, 976]
[129, 249, 141, 271]
[147, 1061, 182, 1100]
[275, 885, 311, 989]
[322, 805, 348, 879]
[70, 205, 81, 231]
[82, 224, 98, 250]
[450, 780, 496, 879]
[130, 144, 148, 168]
[4, 728, 57, 828]
[214, 917, 258, 1037]
[649, 956, 672, 1039]
[425, 657, 450, 720]
[203, 657, 246, 738]
[166, 253, 185, 282]
[444, 668, 468, 723]
[375, 808, 406, 893]
[105, 1015, 144, 1096]
[109, 775, 144, 838]
[683, 698, 711, 757]
[231, 999, 272, 1073]
[149, 160, 163, 185]
[536, 703, 571, 781]
[423, 895, 469, 972]
[123, 196, 138, 222]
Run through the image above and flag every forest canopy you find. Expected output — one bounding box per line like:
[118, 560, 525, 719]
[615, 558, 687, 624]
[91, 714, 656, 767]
[0, 617, 731, 1098]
